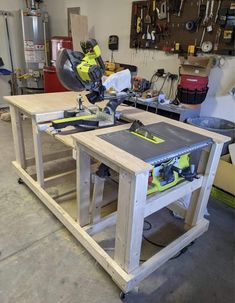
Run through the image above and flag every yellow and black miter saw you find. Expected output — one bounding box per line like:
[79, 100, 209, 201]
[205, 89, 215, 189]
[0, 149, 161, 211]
[52, 39, 128, 132]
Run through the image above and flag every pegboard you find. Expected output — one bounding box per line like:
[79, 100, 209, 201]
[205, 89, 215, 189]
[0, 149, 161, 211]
[130, 0, 235, 56]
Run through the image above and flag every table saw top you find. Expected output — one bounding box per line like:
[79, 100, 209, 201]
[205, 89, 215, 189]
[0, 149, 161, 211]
[99, 122, 213, 165]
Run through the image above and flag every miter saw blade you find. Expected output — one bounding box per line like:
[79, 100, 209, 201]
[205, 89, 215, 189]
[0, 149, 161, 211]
[56, 48, 84, 91]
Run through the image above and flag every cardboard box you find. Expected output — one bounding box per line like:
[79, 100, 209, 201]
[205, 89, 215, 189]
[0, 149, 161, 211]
[214, 154, 235, 196]
[180, 56, 213, 77]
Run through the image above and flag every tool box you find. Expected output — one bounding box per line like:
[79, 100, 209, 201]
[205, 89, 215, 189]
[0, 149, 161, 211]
[179, 75, 209, 90]
[176, 86, 209, 105]
[177, 56, 212, 104]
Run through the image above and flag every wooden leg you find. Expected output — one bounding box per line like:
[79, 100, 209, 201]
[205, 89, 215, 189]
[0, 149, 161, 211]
[32, 117, 44, 187]
[185, 142, 223, 228]
[89, 174, 105, 224]
[114, 169, 148, 273]
[77, 146, 91, 227]
[10, 105, 26, 168]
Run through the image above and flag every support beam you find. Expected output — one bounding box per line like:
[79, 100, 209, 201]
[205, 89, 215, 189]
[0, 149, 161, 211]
[10, 105, 26, 168]
[127, 219, 209, 292]
[77, 146, 91, 226]
[185, 143, 223, 227]
[89, 175, 105, 224]
[26, 149, 72, 167]
[32, 117, 44, 187]
[12, 161, 130, 292]
[114, 170, 148, 273]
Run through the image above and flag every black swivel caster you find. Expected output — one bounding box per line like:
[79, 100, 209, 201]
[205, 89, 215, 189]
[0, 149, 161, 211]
[18, 178, 25, 185]
[120, 291, 128, 300]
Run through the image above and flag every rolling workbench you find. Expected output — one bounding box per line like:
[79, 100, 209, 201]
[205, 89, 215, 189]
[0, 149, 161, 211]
[4, 91, 230, 296]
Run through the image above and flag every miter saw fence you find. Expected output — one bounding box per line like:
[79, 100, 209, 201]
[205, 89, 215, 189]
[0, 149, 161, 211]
[51, 91, 128, 132]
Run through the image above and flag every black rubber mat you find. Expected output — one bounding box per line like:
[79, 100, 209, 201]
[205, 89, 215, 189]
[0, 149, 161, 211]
[99, 122, 213, 164]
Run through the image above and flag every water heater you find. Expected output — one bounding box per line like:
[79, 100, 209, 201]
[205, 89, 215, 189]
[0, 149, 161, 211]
[21, 5, 49, 90]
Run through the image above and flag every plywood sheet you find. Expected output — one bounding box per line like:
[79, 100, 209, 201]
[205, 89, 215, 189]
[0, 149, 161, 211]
[71, 14, 88, 51]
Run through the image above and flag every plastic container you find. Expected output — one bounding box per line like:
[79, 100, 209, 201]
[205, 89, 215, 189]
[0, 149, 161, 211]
[43, 66, 68, 93]
[187, 117, 235, 155]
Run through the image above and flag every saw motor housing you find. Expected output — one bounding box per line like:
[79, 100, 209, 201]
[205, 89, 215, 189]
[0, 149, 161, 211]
[148, 154, 191, 195]
[56, 38, 106, 103]
[76, 40, 105, 83]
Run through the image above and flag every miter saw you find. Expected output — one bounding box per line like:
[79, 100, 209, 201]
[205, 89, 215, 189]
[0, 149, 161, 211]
[53, 39, 129, 132]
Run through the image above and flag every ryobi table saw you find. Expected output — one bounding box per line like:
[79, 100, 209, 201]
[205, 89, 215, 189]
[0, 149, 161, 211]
[99, 120, 213, 194]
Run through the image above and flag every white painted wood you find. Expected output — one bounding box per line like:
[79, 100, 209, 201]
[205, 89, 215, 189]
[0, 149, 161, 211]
[32, 117, 44, 187]
[10, 105, 26, 169]
[76, 145, 91, 227]
[114, 170, 149, 273]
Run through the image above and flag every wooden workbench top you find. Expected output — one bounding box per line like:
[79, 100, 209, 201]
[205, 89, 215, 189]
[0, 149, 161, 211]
[4, 91, 230, 148]
[4, 91, 81, 115]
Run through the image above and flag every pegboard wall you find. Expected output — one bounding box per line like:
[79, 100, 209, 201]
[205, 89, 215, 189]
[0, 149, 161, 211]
[130, 0, 235, 56]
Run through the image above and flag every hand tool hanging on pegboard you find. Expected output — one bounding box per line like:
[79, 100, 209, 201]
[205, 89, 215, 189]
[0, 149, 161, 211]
[177, 0, 185, 16]
[130, 0, 235, 54]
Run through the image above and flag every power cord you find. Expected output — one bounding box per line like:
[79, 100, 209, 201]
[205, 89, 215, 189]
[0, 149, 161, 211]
[143, 220, 166, 248]
[141, 219, 195, 262]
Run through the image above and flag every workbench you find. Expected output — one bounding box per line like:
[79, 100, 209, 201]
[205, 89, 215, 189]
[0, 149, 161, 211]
[4, 91, 230, 296]
[125, 96, 200, 121]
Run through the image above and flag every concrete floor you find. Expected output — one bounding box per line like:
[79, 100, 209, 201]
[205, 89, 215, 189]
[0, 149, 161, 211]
[0, 117, 234, 303]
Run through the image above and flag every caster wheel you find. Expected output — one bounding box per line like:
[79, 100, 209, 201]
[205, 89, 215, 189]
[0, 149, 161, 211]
[120, 291, 128, 300]
[18, 178, 24, 185]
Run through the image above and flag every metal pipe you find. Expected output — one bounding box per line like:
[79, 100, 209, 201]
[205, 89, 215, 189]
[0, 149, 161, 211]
[43, 19, 49, 66]
[30, 0, 36, 10]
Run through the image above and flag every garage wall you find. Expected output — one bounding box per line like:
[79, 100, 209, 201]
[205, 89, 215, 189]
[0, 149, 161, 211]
[45, 0, 235, 122]
[0, 0, 25, 107]
[44, 0, 89, 36]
